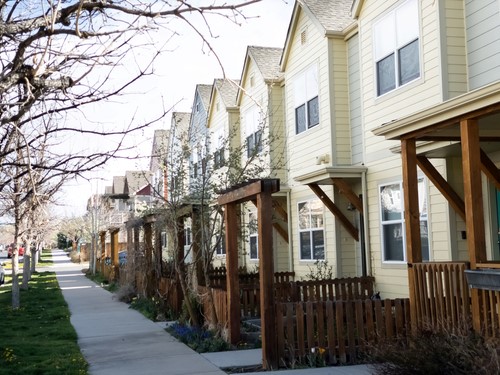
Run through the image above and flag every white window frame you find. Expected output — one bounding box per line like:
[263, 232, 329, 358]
[245, 106, 263, 158]
[211, 128, 225, 169]
[248, 210, 258, 260]
[373, 0, 420, 97]
[294, 64, 319, 134]
[298, 199, 325, 261]
[379, 177, 429, 263]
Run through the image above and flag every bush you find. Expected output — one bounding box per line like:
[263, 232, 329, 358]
[129, 296, 163, 321]
[369, 326, 500, 375]
[167, 322, 230, 353]
[115, 284, 136, 303]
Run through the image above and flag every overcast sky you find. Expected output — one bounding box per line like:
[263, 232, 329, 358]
[57, 0, 295, 217]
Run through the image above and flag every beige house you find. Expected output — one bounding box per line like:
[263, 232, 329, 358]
[205, 78, 240, 267]
[280, 1, 367, 280]
[236, 46, 289, 272]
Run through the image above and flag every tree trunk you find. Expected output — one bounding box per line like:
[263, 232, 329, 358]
[175, 262, 200, 327]
[22, 247, 31, 290]
[11, 247, 20, 309]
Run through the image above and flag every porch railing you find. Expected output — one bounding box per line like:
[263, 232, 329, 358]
[411, 262, 470, 331]
[276, 299, 411, 365]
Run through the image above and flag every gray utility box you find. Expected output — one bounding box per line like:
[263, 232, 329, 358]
[465, 269, 500, 291]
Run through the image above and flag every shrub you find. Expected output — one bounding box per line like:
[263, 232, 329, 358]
[129, 296, 162, 321]
[304, 260, 334, 281]
[115, 284, 136, 303]
[369, 326, 500, 375]
[166, 322, 230, 353]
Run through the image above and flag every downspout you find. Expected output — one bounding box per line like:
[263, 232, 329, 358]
[361, 170, 371, 276]
[287, 189, 294, 273]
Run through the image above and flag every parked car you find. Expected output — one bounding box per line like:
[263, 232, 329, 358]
[7, 245, 25, 258]
[0, 262, 5, 285]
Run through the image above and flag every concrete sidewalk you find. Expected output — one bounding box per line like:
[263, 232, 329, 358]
[52, 249, 372, 375]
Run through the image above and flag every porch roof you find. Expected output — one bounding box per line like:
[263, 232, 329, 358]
[372, 81, 500, 147]
[294, 165, 367, 185]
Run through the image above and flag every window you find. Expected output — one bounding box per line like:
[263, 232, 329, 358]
[379, 177, 429, 262]
[374, 0, 420, 96]
[248, 210, 258, 260]
[161, 232, 167, 248]
[294, 65, 319, 134]
[184, 226, 192, 247]
[211, 128, 225, 169]
[298, 200, 325, 260]
[215, 234, 226, 256]
[245, 107, 263, 158]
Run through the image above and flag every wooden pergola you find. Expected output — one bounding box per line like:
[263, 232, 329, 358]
[217, 179, 280, 370]
[373, 82, 500, 332]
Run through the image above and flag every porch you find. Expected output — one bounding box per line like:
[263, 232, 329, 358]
[373, 81, 500, 336]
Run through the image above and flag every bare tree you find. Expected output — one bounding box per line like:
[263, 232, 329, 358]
[0, 0, 263, 307]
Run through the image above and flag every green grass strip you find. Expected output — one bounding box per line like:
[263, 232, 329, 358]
[0, 271, 88, 375]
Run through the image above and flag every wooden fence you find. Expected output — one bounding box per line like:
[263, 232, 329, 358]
[411, 262, 471, 331]
[477, 288, 500, 338]
[276, 299, 411, 366]
[276, 276, 375, 303]
[198, 285, 228, 328]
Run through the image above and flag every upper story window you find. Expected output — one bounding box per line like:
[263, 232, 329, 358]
[248, 210, 258, 260]
[294, 64, 319, 134]
[379, 177, 429, 263]
[298, 199, 324, 260]
[211, 128, 225, 169]
[374, 0, 420, 96]
[245, 106, 263, 158]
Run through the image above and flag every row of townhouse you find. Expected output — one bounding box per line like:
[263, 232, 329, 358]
[136, 0, 500, 300]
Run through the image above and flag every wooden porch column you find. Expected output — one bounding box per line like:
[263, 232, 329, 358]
[192, 206, 206, 287]
[224, 203, 240, 345]
[144, 222, 154, 297]
[110, 229, 119, 280]
[401, 138, 422, 334]
[461, 118, 486, 333]
[99, 231, 106, 274]
[175, 217, 185, 314]
[460, 119, 486, 268]
[257, 189, 278, 370]
[127, 226, 134, 286]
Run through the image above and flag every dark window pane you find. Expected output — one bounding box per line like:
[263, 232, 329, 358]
[420, 220, 429, 261]
[255, 130, 263, 154]
[295, 104, 306, 134]
[250, 236, 258, 259]
[307, 96, 319, 128]
[377, 53, 396, 96]
[300, 232, 311, 260]
[312, 230, 324, 259]
[383, 223, 404, 261]
[246, 134, 255, 158]
[399, 39, 420, 86]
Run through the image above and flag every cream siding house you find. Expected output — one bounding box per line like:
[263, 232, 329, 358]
[355, 0, 500, 298]
[205, 78, 240, 268]
[236, 46, 289, 272]
[281, 0, 367, 279]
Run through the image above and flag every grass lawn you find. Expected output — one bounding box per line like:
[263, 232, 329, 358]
[0, 251, 88, 375]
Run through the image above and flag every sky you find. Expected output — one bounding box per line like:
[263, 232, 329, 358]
[56, 0, 295, 217]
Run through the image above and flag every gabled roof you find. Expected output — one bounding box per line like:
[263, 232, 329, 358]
[196, 84, 213, 112]
[213, 78, 239, 109]
[237, 46, 283, 105]
[124, 171, 150, 196]
[248, 46, 284, 81]
[149, 129, 169, 172]
[280, 0, 354, 69]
